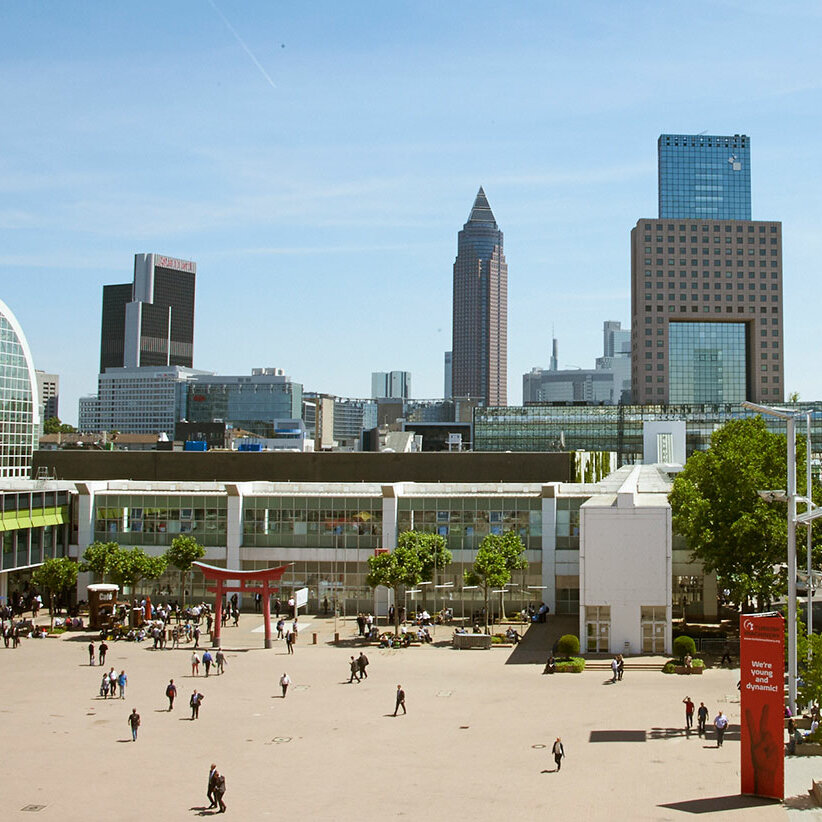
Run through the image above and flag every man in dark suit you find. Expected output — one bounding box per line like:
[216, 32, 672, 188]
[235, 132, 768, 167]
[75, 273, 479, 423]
[213, 770, 226, 813]
[393, 684, 406, 716]
[207, 763, 218, 808]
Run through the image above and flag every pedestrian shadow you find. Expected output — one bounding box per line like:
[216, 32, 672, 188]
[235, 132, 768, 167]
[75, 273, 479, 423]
[190, 806, 219, 816]
[540, 768, 558, 773]
[116, 739, 132, 743]
[602, 679, 617, 686]
[659, 794, 779, 814]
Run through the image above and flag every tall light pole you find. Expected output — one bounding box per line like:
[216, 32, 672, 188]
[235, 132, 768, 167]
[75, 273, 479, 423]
[742, 401, 798, 714]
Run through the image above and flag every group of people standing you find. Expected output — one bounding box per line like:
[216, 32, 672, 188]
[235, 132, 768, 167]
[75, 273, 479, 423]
[682, 696, 728, 745]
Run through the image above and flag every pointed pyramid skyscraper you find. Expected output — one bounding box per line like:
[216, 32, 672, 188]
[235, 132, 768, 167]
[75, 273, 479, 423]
[467, 186, 498, 225]
[451, 188, 507, 406]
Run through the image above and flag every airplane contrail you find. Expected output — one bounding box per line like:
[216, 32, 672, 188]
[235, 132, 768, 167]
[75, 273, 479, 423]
[207, 0, 277, 89]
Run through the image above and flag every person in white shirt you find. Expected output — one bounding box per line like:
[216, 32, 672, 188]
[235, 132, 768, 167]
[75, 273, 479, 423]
[279, 672, 291, 698]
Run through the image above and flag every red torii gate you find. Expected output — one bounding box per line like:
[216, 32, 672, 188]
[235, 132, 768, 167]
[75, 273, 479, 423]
[194, 561, 290, 649]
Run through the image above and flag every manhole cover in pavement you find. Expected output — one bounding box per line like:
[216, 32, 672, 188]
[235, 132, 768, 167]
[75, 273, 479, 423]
[531, 744, 545, 749]
[436, 690, 452, 697]
[21, 806, 46, 812]
[294, 685, 309, 691]
[273, 736, 292, 743]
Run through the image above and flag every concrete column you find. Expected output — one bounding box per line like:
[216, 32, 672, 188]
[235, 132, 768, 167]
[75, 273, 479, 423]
[225, 484, 245, 608]
[74, 482, 105, 599]
[0, 572, 7, 605]
[381, 484, 400, 551]
[541, 484, 558, 614]
[701, 572, 719, 621]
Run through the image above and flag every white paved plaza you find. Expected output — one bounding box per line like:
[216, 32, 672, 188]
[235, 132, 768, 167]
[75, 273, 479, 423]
[2, 616, 821, 821]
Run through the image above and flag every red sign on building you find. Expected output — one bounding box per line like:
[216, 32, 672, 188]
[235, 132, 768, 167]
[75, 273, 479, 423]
[739, 612, 785, 799]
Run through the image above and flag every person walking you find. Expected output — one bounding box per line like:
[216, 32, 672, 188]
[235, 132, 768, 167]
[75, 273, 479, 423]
[683, 696, 695, 730]
[202, 649, 213, 677]
[285, 630, 294, 654]
[212, 769, 226, 813]
[393, 684, 406, 716]
[190, 690, 204, 720]
[191, 651, 200, 676]
[193, 625, 200, 649]
[720, 645, 733, 667]
[610, 656, 619, 683]
[697, 702, 709, 736]
[552, 737, 565, 771]
[207, 763, 218, 808]
[215, 648, 226, 675]
[358, 652, 369, 679]
[88, 641, 95, 666]
[100, 672, 110, 699]
[714, 711, 728, 747]
[108, 667, 118, 698]
[617, 654, 624, 681]
[127, 708, 141, 741]
[279, 672, 291, 698]
[276, 619, 285, 640]
[349, 656, 361, 684]
[117, 670, 127, 699]
[166, 679, 177, 711]
[99, 641, 108, 666]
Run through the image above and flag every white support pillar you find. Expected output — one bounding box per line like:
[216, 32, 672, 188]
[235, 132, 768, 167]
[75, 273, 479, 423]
[74, 482, 105, 599]
[541, 484, 558, 614]
[225, 484, 246, 608]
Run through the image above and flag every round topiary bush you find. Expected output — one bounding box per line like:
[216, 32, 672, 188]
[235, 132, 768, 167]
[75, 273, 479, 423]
[673, 635, 696, 661]
[556, 634, 580, 656]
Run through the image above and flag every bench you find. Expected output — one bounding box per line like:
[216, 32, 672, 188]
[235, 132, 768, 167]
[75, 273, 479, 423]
[453, 633, 492, 650]
[794, 743, 822, 757]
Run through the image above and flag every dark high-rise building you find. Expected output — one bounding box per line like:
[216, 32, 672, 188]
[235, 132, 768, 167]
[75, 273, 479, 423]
[99, 254, 196, 371]
[632, 134, 782, 405]
[658, 133, 751, 220]
[451, 187, 507, 406]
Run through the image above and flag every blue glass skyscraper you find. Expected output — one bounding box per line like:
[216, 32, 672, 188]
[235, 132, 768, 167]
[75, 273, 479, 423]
[658, 134, 751, 220]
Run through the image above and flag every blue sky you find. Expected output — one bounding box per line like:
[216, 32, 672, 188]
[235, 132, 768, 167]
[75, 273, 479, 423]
[2, 1, 821, 423]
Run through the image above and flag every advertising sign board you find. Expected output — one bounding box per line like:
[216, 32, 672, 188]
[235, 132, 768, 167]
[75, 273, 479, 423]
[739, 612, 785, 799]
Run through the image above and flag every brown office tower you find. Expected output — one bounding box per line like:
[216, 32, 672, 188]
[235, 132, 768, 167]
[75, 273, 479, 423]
[451, 187, 507, 405]
[630, 219, 783, 404]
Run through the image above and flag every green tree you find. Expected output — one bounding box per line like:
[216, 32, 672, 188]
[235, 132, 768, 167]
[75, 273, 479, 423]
[669, 417, 795, 610]
[43, 417, 78, 435]
[79, 541, 121, 580]
[464, 531, 528, 632]
[107, 547, 168, 592]
[31, 557, 78, 622]
[164, 535, 205, 605]
[403, 531, 452, 608]
[366, 542, 424, 634]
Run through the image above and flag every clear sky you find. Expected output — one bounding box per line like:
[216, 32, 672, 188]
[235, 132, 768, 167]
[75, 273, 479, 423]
[1, 1, 820, 424]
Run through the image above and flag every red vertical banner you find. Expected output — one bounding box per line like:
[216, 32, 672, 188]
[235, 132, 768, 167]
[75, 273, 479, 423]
[739, 612, 785, 799]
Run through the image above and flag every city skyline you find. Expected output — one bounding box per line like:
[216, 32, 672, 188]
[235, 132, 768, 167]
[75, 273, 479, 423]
[1, 3, 820, 423]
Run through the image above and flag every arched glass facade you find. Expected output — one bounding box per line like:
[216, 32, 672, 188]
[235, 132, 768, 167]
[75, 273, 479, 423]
[0, 299, 39, 477]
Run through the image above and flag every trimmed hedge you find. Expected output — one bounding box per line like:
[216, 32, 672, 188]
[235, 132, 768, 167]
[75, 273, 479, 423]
[662, 658, 705, 674]
[556, 634, 580, 656]
[555, 656, 585, 673]
[673, 635, 696, 661]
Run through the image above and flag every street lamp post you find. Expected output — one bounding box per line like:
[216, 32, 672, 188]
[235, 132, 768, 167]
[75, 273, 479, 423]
[743, 402, 801, 713]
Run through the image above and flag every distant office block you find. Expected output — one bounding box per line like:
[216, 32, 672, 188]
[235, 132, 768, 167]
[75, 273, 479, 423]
[658, 133, 751, 220]
[100, 253, 196, 371]
[452, 187, 507, 405]
[79, 366, 211, 436]
[185, 368, 303, 438]
[36, 370, 59, 421]
[630, 218, 783, 404]
[371, 371, 411, 400]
